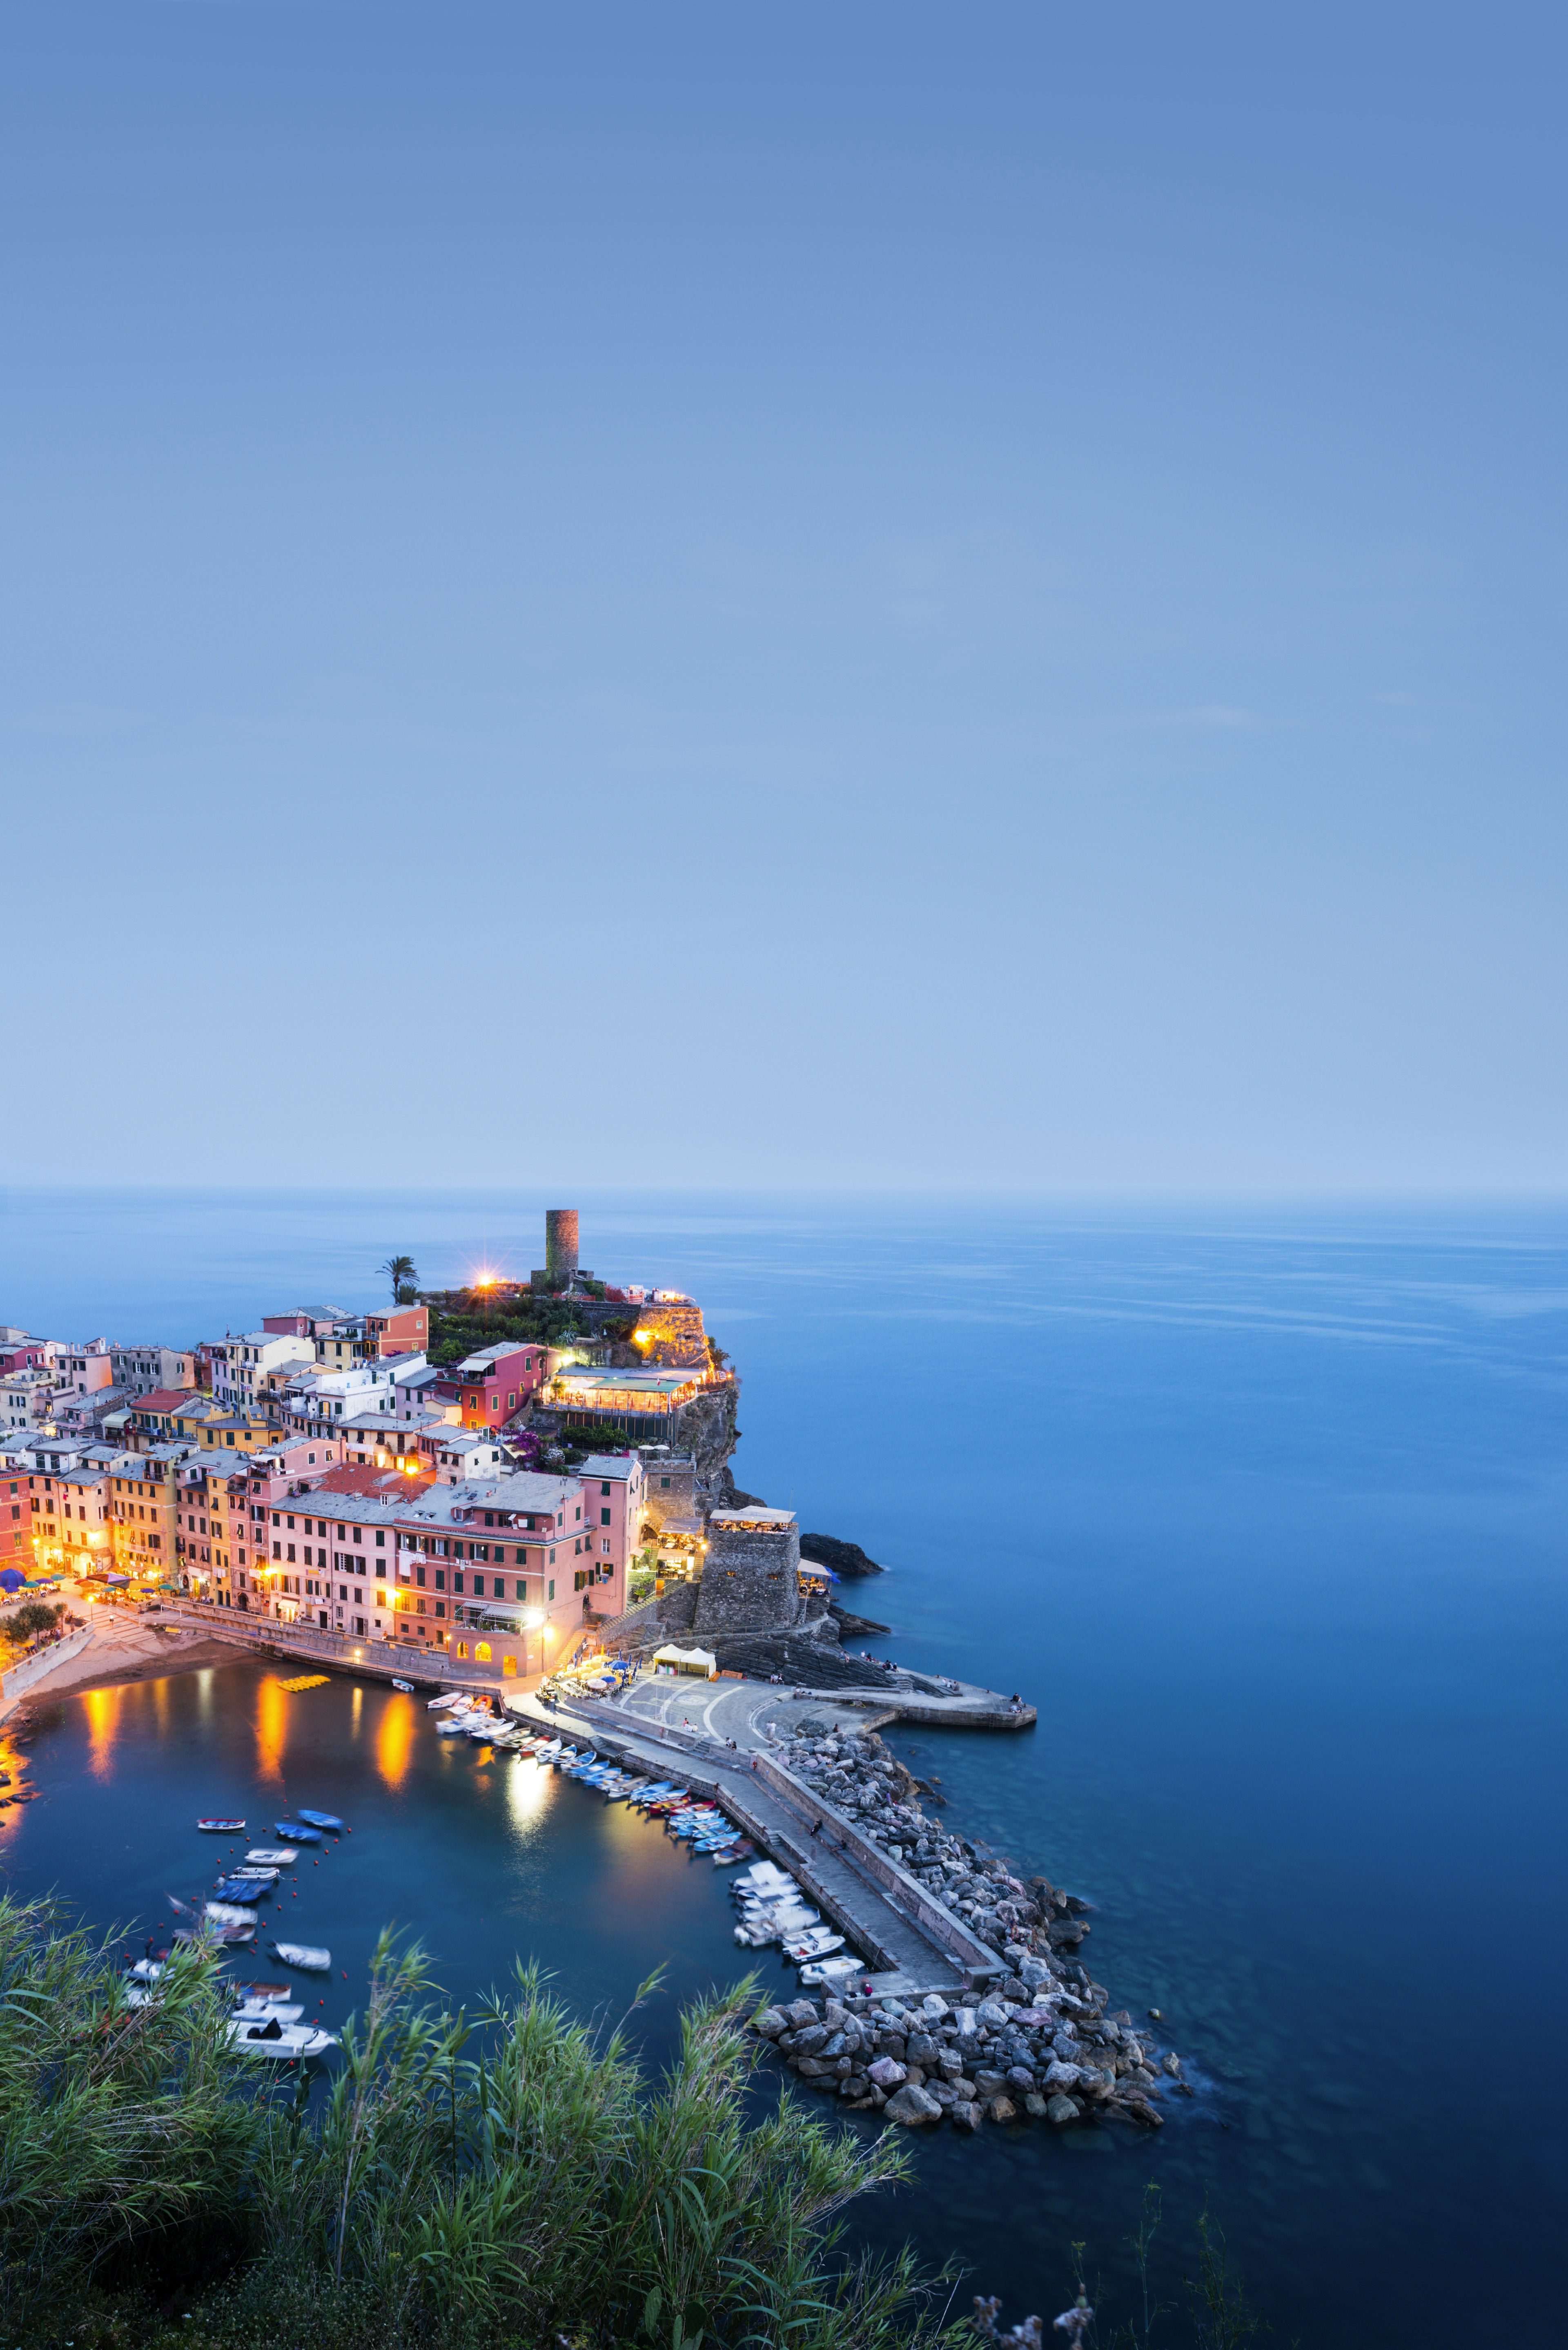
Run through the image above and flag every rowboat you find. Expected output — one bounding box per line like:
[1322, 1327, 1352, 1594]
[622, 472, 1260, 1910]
[214, 1876, 272, 1902]
[267, 1940, 332, 1972]
[246, 1848, 297, 1866]
[205, 1901, 258, 1929]
[233, 1998, 303, 2024]
[391, 1679, 414, 1692]
[274, 1821, 323, 1843]
[295, 1810, 344, 1833]
[428, 1693, 463, 1710]
[196, 1817, 245, 1833]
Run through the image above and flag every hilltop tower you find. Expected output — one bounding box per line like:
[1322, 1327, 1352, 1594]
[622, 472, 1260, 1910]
[544, 1209, 579, 1285]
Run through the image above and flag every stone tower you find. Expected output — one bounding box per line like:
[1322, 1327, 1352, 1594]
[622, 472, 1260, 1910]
[693, 1506, 805, 1635]
[544, 1209, 579, 1285]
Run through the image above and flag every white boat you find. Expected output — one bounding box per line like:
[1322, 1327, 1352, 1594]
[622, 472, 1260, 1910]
[428, 1693, 464, 1711]
[227, 1865, 280, 1884]
[227, 2016, 338, 2059]
[233, 1999, 303, 2024]
[784, 1931, 846, 1961]
[205, 1902, 258, 1929]
[269, 1941, 332, 1972]
[246, 1847, 298, 1866]
[799, 1955, 860, 1986]
[129, 1958, 165, 1983]
[391, 1679, 414, 1693]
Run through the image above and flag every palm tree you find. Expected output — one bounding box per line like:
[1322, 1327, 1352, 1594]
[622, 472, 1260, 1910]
[378, 1254, 418, 1303]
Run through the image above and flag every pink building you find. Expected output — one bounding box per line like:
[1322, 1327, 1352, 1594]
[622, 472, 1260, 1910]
[577, 1452, 645, 1597]
[432, 1343, 546, 1429]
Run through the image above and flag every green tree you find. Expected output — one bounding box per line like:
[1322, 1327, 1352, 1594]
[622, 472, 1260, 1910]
[377, 1255, 418, 1304]
[0, 1599, 65, 1651]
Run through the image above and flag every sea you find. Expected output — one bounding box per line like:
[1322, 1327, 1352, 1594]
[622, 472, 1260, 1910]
[1, 1187, 1564, 2346]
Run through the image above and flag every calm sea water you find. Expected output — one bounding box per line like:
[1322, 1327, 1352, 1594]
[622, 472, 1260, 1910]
[2, 1188, 1566, 2346]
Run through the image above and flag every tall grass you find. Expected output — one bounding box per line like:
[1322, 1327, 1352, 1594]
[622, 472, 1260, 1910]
[0, 1896, 964, 2350]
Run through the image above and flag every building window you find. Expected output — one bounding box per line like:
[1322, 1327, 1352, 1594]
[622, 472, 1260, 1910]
[548, 1579, 554, 1602]
[476, 1642, 491, 1662]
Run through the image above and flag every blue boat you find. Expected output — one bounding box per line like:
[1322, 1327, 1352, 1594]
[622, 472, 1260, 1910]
[295, 1809, 344, 1833]
[274, 1820, 323, 1844]
[214, 1875, 271, 1902]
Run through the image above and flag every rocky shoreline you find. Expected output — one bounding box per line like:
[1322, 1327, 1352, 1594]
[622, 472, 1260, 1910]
[753, 1723, 1187, 2132]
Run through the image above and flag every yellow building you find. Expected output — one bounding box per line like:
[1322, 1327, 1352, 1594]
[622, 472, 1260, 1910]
[110, 1448, 185, 1584]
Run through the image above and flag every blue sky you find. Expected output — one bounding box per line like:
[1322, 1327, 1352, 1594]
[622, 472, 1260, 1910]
[3, 3, 1564, 1193]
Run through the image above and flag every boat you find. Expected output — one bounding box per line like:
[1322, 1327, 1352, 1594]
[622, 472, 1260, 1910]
[799, 1955, 860, 1987]
[233, 1998, 303, 2024]
[214, 1876, 272, 1902]
[246, 1848, 298, 1866]
[274, 1821, 323, 1843]
[233, 1981, 292, 2002]
[267, 1940, 332, 1972]
[196, 1817, 245, 1833]
[227, 2016, 339, 2059]
[295, 1810, 344, 1833]
[435, 1716, 476, 1736]
[428, 1692, 463, 1711]
[391, 1679, 414, 1693]
[226, 1864, 281, 1884]
[784, 1931, 846, 1961]
[205, 1902, 258, 1929]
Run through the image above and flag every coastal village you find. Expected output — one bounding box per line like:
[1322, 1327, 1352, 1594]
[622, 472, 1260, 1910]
[0, 1212, 1186, 2140]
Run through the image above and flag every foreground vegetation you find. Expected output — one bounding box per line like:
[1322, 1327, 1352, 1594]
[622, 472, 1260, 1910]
[0, 1897, 959, 2350]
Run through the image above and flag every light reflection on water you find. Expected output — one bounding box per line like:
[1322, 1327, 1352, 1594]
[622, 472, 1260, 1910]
[82, 1685, 120, 1780]
[254, 1675, 288, 1786]
[374, 1694, 414, 1791]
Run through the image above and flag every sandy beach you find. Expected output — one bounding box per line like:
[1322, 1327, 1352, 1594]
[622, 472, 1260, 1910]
[2, 1615, 252, 1723]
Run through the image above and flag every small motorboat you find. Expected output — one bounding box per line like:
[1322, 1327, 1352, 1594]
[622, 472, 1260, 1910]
[428, 1692, 463, 1711]
[232, 1998, 303, 2024]
[214, 1876, 272, 1903]
[274, 1821, 324, 1844]
[246, 1848, 298, 1866]
[267, 1941, 332, 1972]
[784, 1931, 846, 1962]
[391, 1679, 414, 1693]
[227, 2016, 338, 2058]
[295, 1810, 344, 1833]
[233, 1980, 292, 2002]
[799, 1955, 860, 1987]
[226, 1864, 281, 1884]
[196, 1817, 245, 1833]
[129, 1958, 166, 1983]
[436, 1716, 476, 1736]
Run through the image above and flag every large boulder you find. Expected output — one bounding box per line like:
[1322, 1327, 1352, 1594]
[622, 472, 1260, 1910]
[883, 2083, 943, 2126]
[867, 2056, 908, 2089]
[1045, 2094, 1082, 2126]
[752, 2007, 789, 2038]
[950, 2098, 983, 2132]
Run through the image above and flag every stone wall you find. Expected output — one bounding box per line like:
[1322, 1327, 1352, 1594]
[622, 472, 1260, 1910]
[626, 1299, 710, 1369]
[693, 1517, 806, 1636]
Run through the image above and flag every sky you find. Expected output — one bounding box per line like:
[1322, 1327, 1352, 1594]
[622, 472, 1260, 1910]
[2, 2, 1564, 1196]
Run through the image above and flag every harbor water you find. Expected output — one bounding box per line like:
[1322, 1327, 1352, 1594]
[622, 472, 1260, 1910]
[2, 1187, 1565, 2345]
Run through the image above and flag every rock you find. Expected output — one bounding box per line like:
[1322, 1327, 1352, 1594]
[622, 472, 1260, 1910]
[1045, 2094, 1082, 2125]
[939, 2053, 965, 2081]
[955, 2008, 978, 2038]
[1024, 2093, 1048, 2117]
[976, 1999, 1009, 2029]
[1042, 2060, 1082, 2091]
[1051, 2032, 1079, 2060]
[921, 1995, 949, 2019]
[906, 2033, 940, 2065]
[951, 2077, 978, 2102]
[973, 2071, 1007, 2099]
[876, 2033, 908, 2062]
[1120, 2096, 1164, 2129]
[985, 2094, 1018, 2124]
[793, 2025, 829, 2056]
[753, 2007, 790, 2038]
[903, 2065, 926, 2088]
[867, 2057, 908, 2090]
[1161, 2053, 1183, 2076]
[795, 2057, 831, 2077]
[1005, 2066, 1036, 2094]
[841, 2073, 870, 2100]
[884, 2083, 943, 2126]
[786, 2000, 819, 2028]
[799, 1533, 883, 1576]
[1019, 1955, 1051, 1989]
[950, 2099, 983, 2132]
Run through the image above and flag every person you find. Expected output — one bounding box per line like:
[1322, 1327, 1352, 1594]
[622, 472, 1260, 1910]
[810, 1819, 822, 1838]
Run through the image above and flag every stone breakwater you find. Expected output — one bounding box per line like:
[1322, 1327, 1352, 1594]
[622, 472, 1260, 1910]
[756, 1724, 1187, 2132]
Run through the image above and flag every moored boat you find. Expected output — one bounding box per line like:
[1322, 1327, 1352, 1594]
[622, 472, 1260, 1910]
[227, 2016, 338, 2058]
[274, 1820, 323, 1843]
[391, 1679, 414, 1692]
[196, 1817, 245, 1833]
[246, 1847, 298, 1866]
[295, 1809, 344, 1833]
[267, 1940, 332, 1971]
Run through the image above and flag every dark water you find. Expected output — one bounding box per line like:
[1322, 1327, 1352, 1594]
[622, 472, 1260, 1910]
[3, 1188, 1566, 2345]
